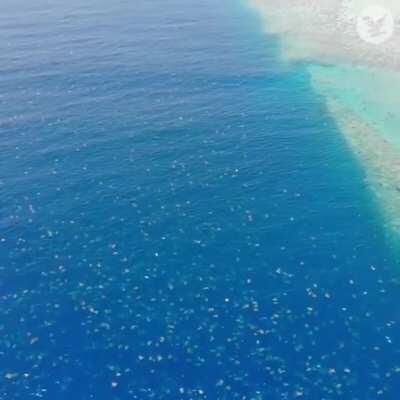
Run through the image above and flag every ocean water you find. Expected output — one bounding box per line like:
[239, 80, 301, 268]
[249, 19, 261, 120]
[1, 0, 400, 399]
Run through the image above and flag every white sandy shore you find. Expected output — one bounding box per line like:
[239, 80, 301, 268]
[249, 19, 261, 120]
[249, 0, 400, 239]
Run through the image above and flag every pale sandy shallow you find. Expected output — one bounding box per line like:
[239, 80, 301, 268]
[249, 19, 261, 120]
[249, 0, 400, 69]
[249, 0, 400, 241]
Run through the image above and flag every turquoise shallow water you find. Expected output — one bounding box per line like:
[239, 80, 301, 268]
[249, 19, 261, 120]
[309, 63, 400, 147]
[1, 0, 400, 398]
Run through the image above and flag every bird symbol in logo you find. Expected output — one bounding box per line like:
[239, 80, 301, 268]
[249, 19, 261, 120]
[362, 13, 389, 38]
[356, 5, 395, 44]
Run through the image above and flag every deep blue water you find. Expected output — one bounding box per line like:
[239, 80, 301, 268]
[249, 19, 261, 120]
[1, 0, 400, 399]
